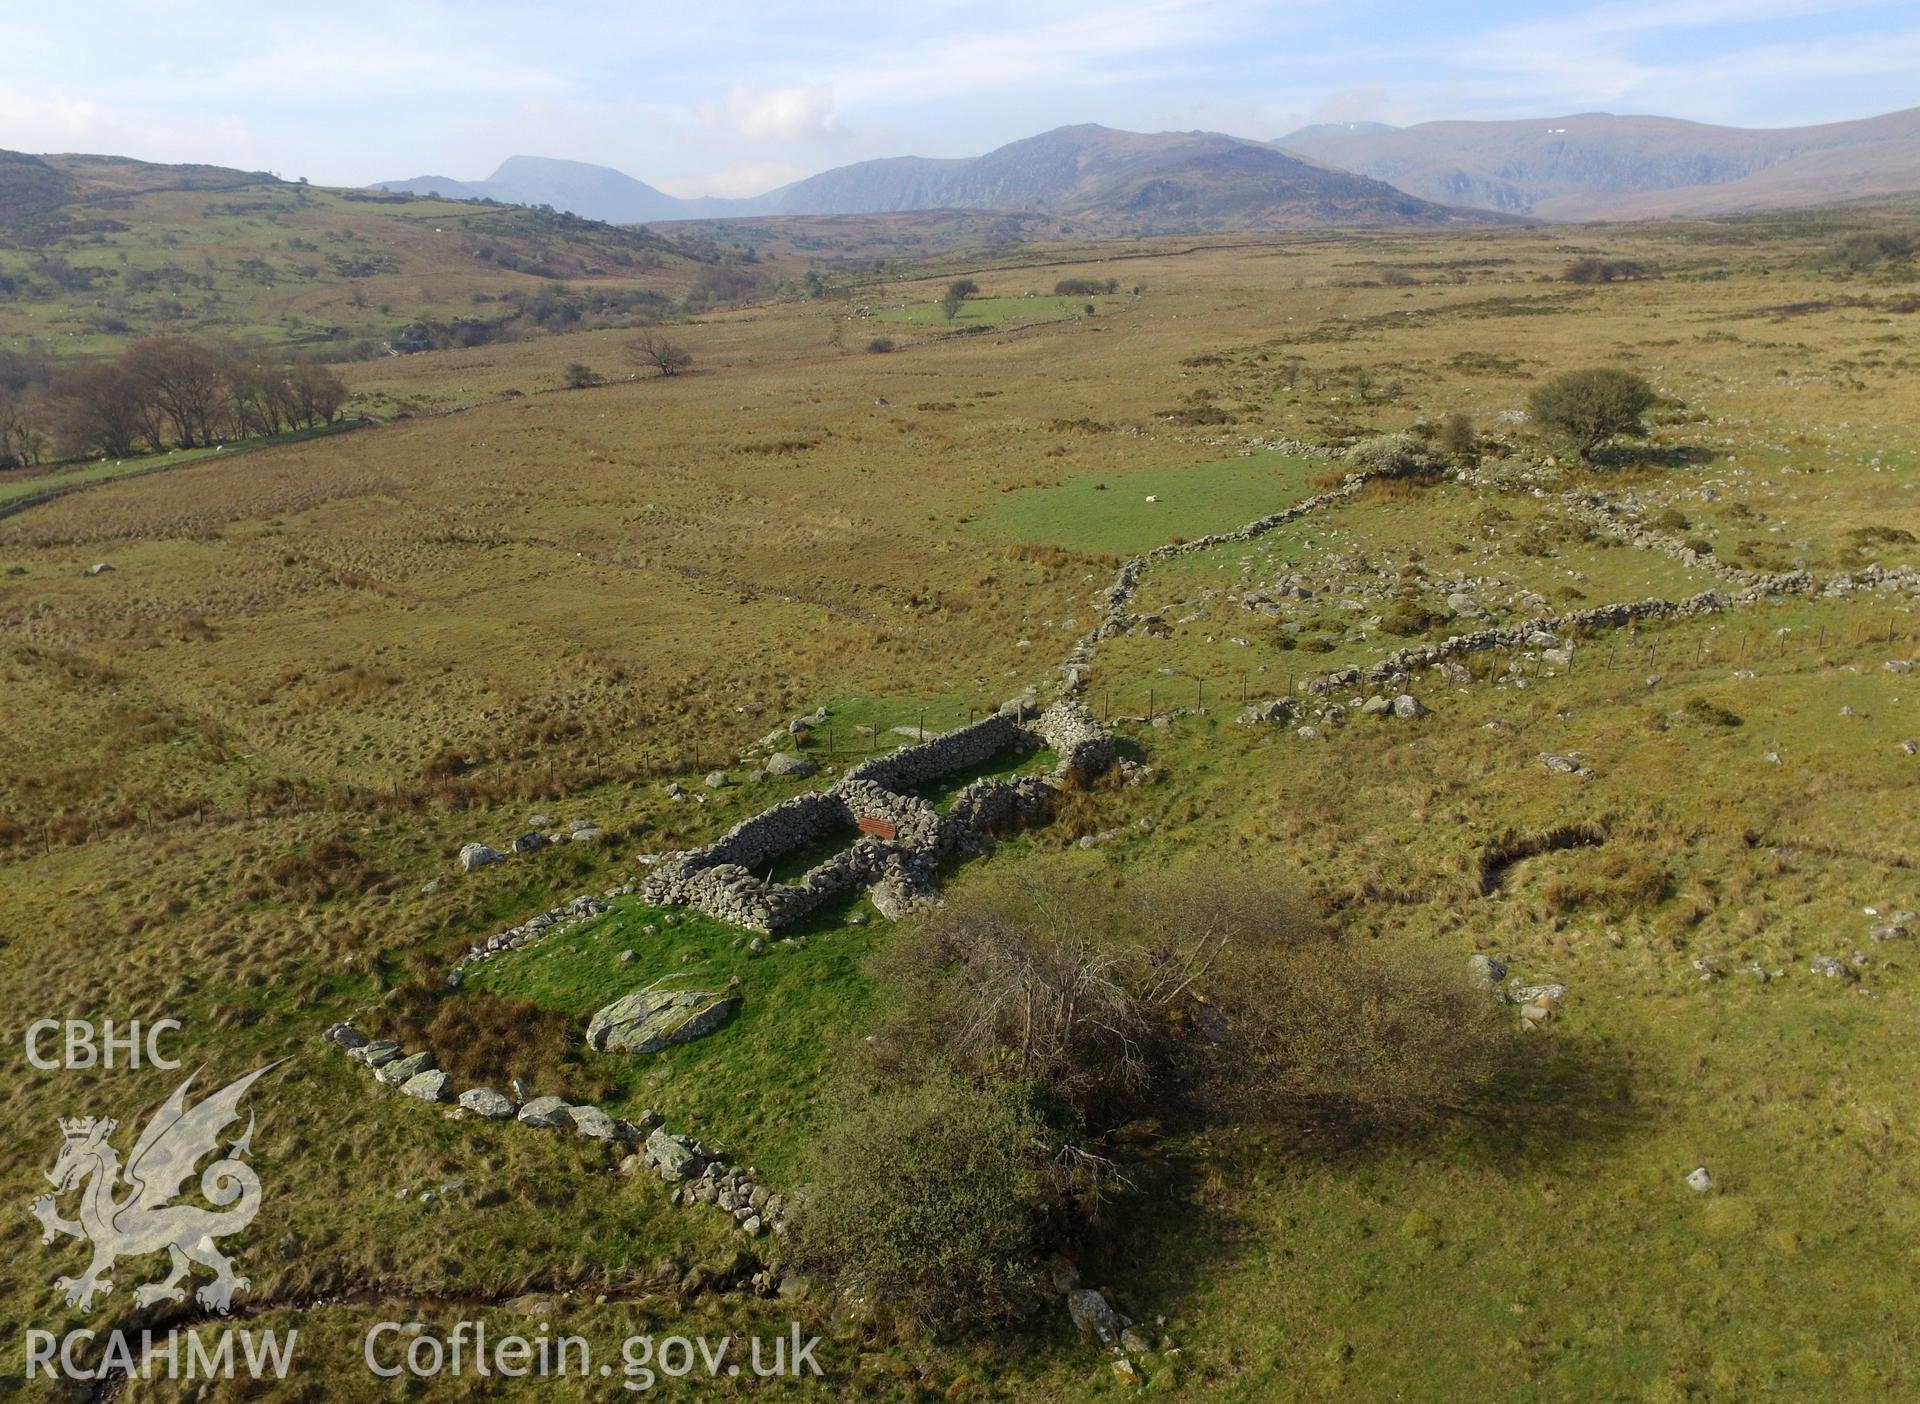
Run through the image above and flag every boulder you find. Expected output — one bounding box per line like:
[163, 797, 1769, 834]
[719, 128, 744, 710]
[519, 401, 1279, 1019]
[86, 562, 115, 576]
[401, 1070, 451, 1102]
[1446, 592, 1488, 620]
[569, 827, 605, 845]
[704, 771, 731, 789]
[1360, 695, 1391, 716]
[517, 1095, 575, 1128]
[459, 842, 505, 872]
[646, 1127, 707, 1181]
[511, 832, 548, 854]
[1810, 955, 1856, 980]
[1392, 693, 1428, 719]
[352, 1040, 401, 1068]
[765, 751, 817, 779]
[570, 1105, 620, 1140]
[1066, 1287, 1124, 1344]
[1466, 954, 1507, 987]
[1686, 1167, 1713, 1193]
[324, 1023, 368, 1049]
[587, 987, 742, 1054]
[459, 1087, 517, 1119]
[377, 1051, 435, 1086]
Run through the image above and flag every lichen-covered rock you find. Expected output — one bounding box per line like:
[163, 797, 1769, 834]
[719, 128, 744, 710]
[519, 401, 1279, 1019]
[570, 1104, 620, 1140]
[377, 1051, 434, 1086]
[1067, 1287, 1124, 1343]
[459, 1087, 516, 1119]
[401, 1070, 451, 1102]
[459, 842, 505, 872]
[646, 1128, 707, 1180]
[517, 1095, 575, 1128]
[587, 987, 742, 1054]
[351, 1039, 401, 1067]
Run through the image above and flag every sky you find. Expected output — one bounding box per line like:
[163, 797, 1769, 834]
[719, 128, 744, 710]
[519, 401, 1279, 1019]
[3, 0, 1917, 197]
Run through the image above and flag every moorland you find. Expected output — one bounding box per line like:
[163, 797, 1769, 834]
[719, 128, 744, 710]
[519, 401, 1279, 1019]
[1, 173, 1918, 1400]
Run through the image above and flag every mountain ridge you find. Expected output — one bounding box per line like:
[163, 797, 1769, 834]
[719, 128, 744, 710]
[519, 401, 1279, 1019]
[1274, 107, 1920, 218]
[378, 124, 1505, 232]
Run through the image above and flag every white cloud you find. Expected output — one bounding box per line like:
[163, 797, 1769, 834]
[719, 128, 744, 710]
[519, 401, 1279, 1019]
[700, 84, 847, 141]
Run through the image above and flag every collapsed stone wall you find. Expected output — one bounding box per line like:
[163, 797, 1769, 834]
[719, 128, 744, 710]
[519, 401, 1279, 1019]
[1058, 463, 1417, 694]
[641, 699, 1119, 932]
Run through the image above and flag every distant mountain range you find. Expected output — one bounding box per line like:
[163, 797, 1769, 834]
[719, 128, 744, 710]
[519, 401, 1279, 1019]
[1274, 107, 1920, 219]
[377, 125, 1506, 232]
[378, 107, 1920, 231]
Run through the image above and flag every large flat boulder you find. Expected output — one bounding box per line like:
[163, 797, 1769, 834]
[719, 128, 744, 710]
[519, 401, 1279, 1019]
[586, 987, 741, 1054]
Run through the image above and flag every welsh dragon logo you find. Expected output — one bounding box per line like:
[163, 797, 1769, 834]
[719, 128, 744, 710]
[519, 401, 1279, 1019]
[28, 1061, 281, 1314]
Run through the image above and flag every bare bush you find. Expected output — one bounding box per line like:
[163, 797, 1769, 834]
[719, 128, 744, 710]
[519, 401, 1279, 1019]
[629, 331, 691, 378]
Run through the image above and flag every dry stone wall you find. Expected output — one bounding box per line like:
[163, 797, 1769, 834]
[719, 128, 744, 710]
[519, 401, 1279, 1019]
[641, 700, 1119, 931]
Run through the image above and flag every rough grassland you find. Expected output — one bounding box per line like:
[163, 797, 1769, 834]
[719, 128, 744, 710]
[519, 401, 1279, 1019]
[1, 205, 1917, 1398]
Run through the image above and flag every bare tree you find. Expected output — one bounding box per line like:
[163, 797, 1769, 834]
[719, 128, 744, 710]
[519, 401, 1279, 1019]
[123, 337, 229, 447]
[629, 331, 691, 378]
[287, 358, 348, 426]
[50, 363, 149, 459]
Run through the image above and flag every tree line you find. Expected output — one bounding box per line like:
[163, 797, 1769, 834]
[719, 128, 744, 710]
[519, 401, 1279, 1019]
[0, 338, 348, 469]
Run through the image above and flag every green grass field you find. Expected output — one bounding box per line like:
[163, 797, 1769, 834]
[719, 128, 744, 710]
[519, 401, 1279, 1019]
[964, 451, 1325, 555]
[870, 292, 1127, 329]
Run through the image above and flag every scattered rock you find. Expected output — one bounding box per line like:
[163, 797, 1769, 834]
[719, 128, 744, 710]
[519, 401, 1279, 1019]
[1467, 953, 1507, 987]
[765, 751, 817, 779]
[1066, 1288, 1124, 1344]
[1810, 955, 1857, 980]
[511, 832, 548, 854]
[570, 1105, 621, 1140]
[458, 1087, 516, 1119]
[703, 771, 731, 789]
[401, 1070, 451, 1103]
[517, 1096, 575, 1128]
[645, 1127, 708, 1181]
[1686, 1167, 1712, 1193]
[1391, 693, 1428, 719]
[85, 562, 115, 576]
[459, 842, 505, 872]
[352, 1040, 401, 1068]
[377, 1051, 435, 1086]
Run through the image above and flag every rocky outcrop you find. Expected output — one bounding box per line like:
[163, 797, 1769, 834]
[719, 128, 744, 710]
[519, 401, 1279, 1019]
[586, 986, 742, 1054]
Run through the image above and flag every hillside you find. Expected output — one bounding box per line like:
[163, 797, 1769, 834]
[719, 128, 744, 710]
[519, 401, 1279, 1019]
[1275, 106, 1920, 218]
[0, 151, 737, 363]
[766, 125, 1498, 230]
[380, 126, 1509, 233]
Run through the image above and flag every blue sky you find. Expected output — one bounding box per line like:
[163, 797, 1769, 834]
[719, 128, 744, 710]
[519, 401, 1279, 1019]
[3, 0, 1916, 195]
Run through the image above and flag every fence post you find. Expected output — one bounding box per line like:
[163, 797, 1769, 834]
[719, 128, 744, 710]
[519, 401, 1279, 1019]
[1147, 687, 1154, 722]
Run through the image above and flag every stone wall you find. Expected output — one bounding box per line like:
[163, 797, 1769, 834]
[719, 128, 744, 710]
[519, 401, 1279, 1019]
[640, 701, 1118, 932]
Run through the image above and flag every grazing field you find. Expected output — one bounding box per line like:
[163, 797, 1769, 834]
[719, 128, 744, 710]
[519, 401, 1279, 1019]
[2, 199, 1918, 1398]
[965, 451, 1325, 555]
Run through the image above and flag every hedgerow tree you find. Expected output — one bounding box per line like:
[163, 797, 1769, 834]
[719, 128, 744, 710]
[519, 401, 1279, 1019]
[1529, 367, 1657, 461]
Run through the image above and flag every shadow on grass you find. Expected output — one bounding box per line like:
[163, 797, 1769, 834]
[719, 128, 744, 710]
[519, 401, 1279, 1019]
[1076, 1028, 1643, 1319]
[1591, 441, 1716, 471]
